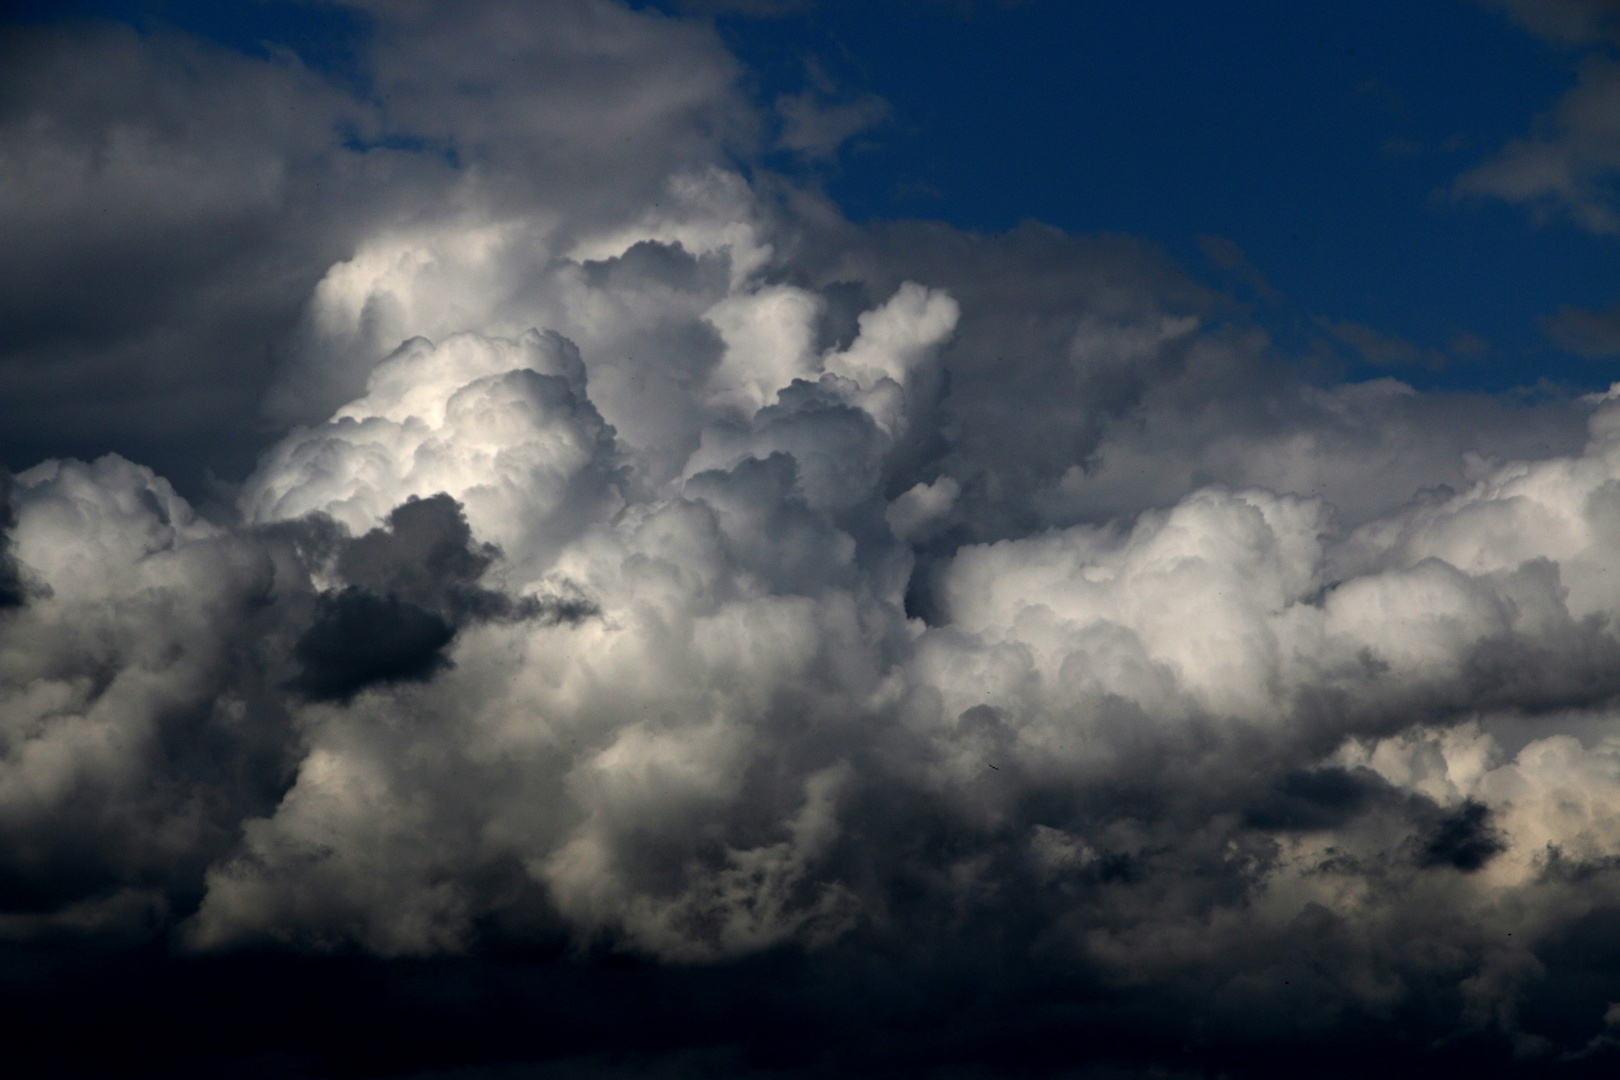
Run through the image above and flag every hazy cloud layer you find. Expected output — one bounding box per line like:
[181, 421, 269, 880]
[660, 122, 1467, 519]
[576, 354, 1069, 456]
[5, 2, 1620, 1076]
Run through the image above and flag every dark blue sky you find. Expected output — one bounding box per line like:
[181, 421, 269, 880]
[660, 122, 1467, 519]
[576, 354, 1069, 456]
[18, 0, 1616, 391]
[706, 0, 1616, 392]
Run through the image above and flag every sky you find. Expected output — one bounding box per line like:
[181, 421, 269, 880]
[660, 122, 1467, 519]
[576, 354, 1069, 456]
[4, 1, 1620, 1077]
[721, 0, 1615, 386]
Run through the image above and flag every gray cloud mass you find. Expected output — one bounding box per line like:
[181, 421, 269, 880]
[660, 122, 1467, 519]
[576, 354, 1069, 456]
[5, 2, 1620, 1076]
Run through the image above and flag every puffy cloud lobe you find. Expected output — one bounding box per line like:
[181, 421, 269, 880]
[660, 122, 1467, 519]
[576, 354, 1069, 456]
[927, 402, 1620, 756]
[243, 329, 622, 567]
[885, 474, 960, 543]
[695, 277, 958, 435]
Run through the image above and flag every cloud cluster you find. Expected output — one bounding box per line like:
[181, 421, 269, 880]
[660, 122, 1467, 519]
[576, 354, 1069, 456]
[7, 1, 1620, 1075]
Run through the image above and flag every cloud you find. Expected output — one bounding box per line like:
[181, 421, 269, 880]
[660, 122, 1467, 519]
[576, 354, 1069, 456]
[885, 474, 960, 542]
[0, 471, 25, 609]
[0, 455, 306, 925]
[1323, 317, 1449, 369]
[284, 492, 593, 703]
[1549, 298, 1620, 357]
[11, 1, 1620, 1075]
[0, 0, 754, 489]
[0, 19, 375, 489]
[244, 329, 623, 561]
[1197, 233, 1280, 302]
[674, 0, 817, 16]
[775, 88, 891, 161]
[290, 588, 456, 702]
[1417, 798, 1506, 871]
[1457, 52, 1620, 233]
[1480, 0, 1620, 47]
[13, 256, 1620, 1067]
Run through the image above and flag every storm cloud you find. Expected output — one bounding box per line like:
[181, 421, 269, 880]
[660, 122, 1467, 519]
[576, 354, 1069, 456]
[6, 2, 1620, 1077]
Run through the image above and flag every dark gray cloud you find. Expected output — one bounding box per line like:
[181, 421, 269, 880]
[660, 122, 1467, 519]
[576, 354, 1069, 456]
[290, 494, 599, 702]
[1549, 298, 1620, 357]
[773, 59, 892, 163]
[291, 587, 457, 702]
[0, 472, 24, 609]
[337, 494, 500, 610]
[1482, 0, 1620, 47]
[1461, 3, 1620, 232]
[1419, 799, 1507, 871]
[0, 19, 377, 490]
[8, 2, 1620, 1077]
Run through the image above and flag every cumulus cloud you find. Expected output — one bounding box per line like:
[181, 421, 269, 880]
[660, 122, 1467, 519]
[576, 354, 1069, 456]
[10, 1, 1620, 1076]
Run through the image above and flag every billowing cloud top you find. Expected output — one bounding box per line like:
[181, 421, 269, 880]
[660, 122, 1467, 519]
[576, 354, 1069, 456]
[4, 2, 1620, 1077]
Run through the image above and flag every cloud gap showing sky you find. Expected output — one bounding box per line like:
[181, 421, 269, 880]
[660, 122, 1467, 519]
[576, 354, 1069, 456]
[4, 1, 1620, 1076]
